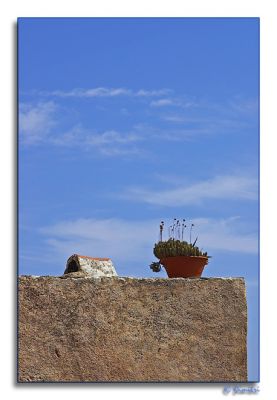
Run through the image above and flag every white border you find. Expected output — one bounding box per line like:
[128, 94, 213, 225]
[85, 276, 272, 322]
[1, 1, 276, 398]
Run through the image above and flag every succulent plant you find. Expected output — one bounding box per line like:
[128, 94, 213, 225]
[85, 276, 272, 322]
[149, 219, 211, 273]
[153, 238, 210, 259]
[149, 261, 162, 273]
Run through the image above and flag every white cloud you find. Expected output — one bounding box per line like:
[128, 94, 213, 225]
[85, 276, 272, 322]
[50, 125, 143, 156]
[132, 122, 210, 141]
[230, 97, 259, 114]
[19, 103, 143, 156]
[19, 93, 258, 154]
[19, 101, 57, 144]
[160, 96, 258, 132]
[97, 146, 143, 157]
[123, 174, 258, 206]
[39, 87, 171, 98]
[150, 98, 174, 107]
[50, 87, 132, 97]
[191, 217, 258, 254]
[40, 218, 158, 264]
[39, 216, 258, 271]
[150, 97, 196, 108]
[136, 89, 172, 97]
[86, 130, 139, 145]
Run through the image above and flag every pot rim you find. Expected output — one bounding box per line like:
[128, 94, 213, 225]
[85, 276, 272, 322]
[159, 255, 209, 260]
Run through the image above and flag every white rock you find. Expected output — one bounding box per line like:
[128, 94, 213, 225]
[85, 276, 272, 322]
[64, 254, 118, 278]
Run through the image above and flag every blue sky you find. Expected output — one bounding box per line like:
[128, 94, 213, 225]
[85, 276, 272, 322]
[18, 17, 259, 381]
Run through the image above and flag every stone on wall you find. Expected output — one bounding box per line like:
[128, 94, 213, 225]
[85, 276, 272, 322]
[64, 254, 118, 278]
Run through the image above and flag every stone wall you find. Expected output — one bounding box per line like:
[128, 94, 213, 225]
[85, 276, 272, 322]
[18, 276, 247, 382]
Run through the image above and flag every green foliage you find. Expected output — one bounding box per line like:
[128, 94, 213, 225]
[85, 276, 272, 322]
[153, 239, 209, 259]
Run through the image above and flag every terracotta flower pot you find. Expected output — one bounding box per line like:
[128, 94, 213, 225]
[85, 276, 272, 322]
[160, 256, 208, 278]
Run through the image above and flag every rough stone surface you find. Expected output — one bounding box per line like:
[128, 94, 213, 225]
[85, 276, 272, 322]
[64, 254, 118, 278]
[18, 276, 247, 382]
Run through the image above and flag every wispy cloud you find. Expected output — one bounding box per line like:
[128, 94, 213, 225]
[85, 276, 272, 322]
[40, 218, 157, 264]
[39, 216, 258, 270]
[133, 122, 211, 141]
[19, 100, 211, 154]
[188, 216, 258, 254]
[150, 95, 197, 109]
[123, 174, 258, 206]
[19, 92, 258, 155]
[135, 89, 172, 97]
[19, 101, 57, 144]
[160, 96, 258, 130]
[50, 125, 143, 156]
[38, 87, 172, 98]
[48, 87, 132, 98]
[19, 102, 143, 156]
[150, 98, 174, 107]
[229, 97, 258, 115]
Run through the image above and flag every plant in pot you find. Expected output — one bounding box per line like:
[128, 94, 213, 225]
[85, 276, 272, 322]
[150, 219, 211, 278]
